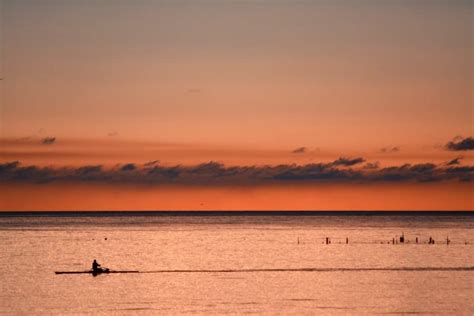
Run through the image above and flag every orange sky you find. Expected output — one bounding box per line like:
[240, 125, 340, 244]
[1, 182, 472, 211]
[2, 1, 472, 146]
[0, 0, 472, 210]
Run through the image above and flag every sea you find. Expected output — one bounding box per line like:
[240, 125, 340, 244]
[0, 211, 473, 315]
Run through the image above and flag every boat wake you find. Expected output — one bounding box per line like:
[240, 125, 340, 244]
[140, 267, 474, 273]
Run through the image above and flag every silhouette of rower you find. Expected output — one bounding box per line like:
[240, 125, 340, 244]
[92, 259, 101, 272]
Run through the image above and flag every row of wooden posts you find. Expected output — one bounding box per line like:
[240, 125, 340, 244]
[390, 234, 447, 245]
[296, 234, 467, 245]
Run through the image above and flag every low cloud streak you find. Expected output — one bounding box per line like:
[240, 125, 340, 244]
[446, 137, 474, 151]
[42, 137, 56, 145]
[292, 147, 307, 154]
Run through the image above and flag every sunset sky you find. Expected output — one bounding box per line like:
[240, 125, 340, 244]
[0, 0, 472, 210]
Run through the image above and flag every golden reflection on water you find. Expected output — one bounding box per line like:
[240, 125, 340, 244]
[0, 215, 473, 314]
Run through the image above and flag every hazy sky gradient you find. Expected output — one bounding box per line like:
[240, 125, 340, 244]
[2, 0, 472, 149]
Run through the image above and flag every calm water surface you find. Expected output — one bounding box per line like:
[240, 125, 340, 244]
[0, 213, 473, 315]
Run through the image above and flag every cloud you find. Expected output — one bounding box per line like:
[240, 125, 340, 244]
[74, 165, 109, 182]
[380, 147, 400, 153]
[446, 137, 474, 151]
[144, 160, 160, 167]
[446, 157, 462, 166]
[0, 161, 20, 172]
[120, 163, 137, 171]
[272, 163, 360, 181]
[76, 165, 103, 175]
[331, 157, 365, 167]
[42, 137, 56, 145]
[445, 166, 474, 182]
[446, 166, 474, 174]
[363, 162, 380, 170]
[292, 147, 307, 154]
[374, 163, 441, 182]
[2, 158, 472, 186]
[147, 164, 181, 180]
[2, 163, 55, 183]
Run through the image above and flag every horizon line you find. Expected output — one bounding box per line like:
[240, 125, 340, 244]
[1, 210, 473, 217]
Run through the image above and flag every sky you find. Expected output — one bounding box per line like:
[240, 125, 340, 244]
[0, 0, 473, 210]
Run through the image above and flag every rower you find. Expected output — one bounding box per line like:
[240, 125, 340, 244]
[92, 259, 101, 272]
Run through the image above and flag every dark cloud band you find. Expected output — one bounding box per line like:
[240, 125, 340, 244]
[0, 158, 472, 185]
